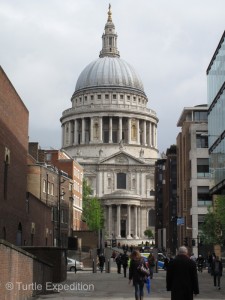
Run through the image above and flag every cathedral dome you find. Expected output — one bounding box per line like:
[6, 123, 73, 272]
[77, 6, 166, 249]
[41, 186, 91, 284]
[75, 57, 144, 93]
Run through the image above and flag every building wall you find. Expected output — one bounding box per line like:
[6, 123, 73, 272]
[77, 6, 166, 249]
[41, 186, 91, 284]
[207, 31, 225, 194]
[0, 67, 29, 245]
[176, 105, 210, 256]
[26, 193, 53, 246]
[0, 239, 53, 299]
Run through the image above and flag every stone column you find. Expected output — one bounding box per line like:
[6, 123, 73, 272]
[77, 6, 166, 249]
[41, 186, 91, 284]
[137, 207, 141, 238]
[128, 118, 131, 143]
[155, 124, 157, 148]
[116, 205, 121, 238]
[148, 122, 151, 146]
[137, 119, 140, 144]
[152, 124, 154, 147]
[62, 124, 65, 147]
[68, 121, 72, 145]
[108, 205, 112, 237]
[99, 117, 103, 143]
[143, 120, 146, 146]
[74, 119, 78, 145]
[134, 206, 138, 239]
[90, 117, 93, 143]
[119, 117, 123, 142]
[81, 118, 85, 144]
[109, 117, 113, 143]
[127, 205, 131, 239]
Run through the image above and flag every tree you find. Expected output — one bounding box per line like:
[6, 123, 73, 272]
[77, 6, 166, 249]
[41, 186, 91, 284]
[200, 195, 225, 245]
[144, 228, 154, 239]
[82, 179, 104, 231]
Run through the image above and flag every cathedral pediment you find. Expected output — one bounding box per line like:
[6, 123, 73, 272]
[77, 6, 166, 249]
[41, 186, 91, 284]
[99, 150, 145, 165]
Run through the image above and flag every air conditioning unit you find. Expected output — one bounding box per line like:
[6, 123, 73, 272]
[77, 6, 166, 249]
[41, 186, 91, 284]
[31, 222, 35, 234]
[5, 147, 10, 165]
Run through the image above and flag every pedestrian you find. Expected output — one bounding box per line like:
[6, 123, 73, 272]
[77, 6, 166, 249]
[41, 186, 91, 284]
[98, 253, 105, 273]
[147, 253, 155, 279]
[196, 254, 204, 272]
[211, 256, 223, 290]
[166, 246, 199, 300]
[129, 249, 147, 300]
[115, 252, 122, 274]
[190, 253, 197, 264]
[121, 250, 129, 277]
[163, 256, 169, 271]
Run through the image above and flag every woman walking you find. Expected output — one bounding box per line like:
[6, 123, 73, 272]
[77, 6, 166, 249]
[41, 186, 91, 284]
[129, 250, 147, 300]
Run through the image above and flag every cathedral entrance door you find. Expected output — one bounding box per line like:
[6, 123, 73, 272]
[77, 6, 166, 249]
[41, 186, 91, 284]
[121, 220, 126, 237]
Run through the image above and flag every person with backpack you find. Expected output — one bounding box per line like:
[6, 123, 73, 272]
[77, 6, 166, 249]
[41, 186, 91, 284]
[129, 249, 148, 300]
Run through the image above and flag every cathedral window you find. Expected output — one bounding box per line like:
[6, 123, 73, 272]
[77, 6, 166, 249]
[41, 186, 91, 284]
[105, 94, 109, 99]
[120, 95, 124, 99]
[91, 95, 94, 100]
[84, 96, 87, 101]
[94, 123, 99, 138]
[113, 94, 117, 99]
[117, 173, 126, 189]
[98, 95, 101, 100]
[127, 95, 130, 100]
[131, 124, 137, 140]
[108, 178, 112, 188]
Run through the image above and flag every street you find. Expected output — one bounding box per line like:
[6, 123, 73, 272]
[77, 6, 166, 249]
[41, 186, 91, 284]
[35, 260, 225, 300]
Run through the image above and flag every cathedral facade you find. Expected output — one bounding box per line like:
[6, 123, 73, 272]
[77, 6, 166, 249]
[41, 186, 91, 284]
[61, 6, 158, 243]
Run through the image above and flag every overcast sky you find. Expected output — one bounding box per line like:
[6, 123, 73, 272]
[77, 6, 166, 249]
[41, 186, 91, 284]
[1, 0, 224, 154]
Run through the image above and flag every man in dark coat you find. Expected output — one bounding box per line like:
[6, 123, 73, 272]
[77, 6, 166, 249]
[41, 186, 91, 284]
[166, 246, 199, 300]
[121, 250, 129, 277]
[211, 256, 223, 289]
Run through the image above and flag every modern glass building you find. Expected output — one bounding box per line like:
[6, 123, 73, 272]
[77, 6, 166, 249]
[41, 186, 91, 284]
[207, 31, 225, 194]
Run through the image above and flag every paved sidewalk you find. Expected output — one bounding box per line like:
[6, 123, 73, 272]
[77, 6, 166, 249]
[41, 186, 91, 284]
[35, 264, 225, 300]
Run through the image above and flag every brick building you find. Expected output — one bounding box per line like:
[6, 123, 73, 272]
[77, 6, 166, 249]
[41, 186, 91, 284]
[0, 66, 29, 245]
[28, 143, 84, 247]
[0, 66, 52, 246]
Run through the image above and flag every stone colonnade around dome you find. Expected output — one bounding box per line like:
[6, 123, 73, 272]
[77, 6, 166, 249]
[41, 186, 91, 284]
[62, 116, 157, 148]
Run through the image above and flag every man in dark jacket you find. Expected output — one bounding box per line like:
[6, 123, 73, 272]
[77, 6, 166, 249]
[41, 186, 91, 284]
[121, 250, 129, 277]
[211, 256, 223, 289]
[166, 246, 199, 300]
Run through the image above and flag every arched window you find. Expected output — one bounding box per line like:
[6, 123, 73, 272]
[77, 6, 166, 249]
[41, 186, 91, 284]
[131, 124, 136, 140]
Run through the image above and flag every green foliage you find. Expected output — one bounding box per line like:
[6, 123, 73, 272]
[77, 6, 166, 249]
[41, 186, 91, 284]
[144, 228, 154, 239]
[82, 179, 104, 231]
[200, 195, 225, 245]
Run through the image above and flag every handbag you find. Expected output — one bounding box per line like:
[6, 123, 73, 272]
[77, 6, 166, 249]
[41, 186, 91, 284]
[137, 262, 150, 277]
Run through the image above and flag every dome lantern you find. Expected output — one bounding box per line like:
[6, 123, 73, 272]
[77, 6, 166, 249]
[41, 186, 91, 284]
[99, 4, 120, 58]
